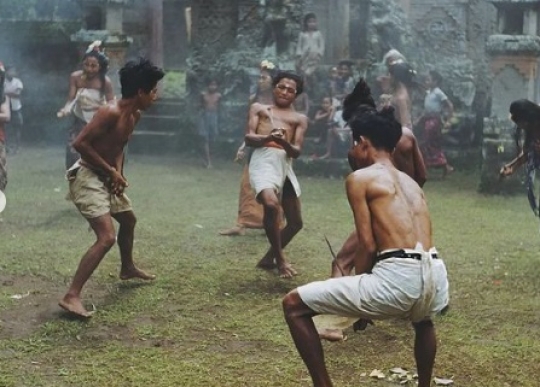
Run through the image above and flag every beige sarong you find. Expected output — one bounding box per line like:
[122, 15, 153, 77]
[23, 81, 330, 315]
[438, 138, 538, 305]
[300, 244, 449, 324]
[248, 147, 301, 198]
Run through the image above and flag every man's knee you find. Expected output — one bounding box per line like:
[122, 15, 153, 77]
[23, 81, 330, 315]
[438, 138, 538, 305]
[98, 232, 117, 250]
[282, 290, 302, 316]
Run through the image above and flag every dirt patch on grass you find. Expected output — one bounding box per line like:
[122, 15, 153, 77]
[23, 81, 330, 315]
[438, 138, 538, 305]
[0, 274, 107, 339]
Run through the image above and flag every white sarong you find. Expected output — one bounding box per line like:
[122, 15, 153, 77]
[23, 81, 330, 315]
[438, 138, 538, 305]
[299, 244, 449, 323]
[249, 147, 301, 197]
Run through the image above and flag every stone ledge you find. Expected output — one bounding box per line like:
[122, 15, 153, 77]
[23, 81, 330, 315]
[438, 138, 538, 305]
[487, 35, 540, 56]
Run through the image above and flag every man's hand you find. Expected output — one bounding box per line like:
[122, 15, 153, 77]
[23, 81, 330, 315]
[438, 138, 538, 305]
[109, 168, 128, 196]
[499, 164, 514, 178]
[270, 128, 286, 143]
[234, 146, 246, 162]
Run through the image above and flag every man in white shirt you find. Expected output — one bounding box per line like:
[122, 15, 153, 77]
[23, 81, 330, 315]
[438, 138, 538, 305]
[4, 66, 23, 153]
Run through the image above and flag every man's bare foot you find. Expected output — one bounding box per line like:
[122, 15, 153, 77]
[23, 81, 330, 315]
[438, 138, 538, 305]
[219, 225, 246, 236]
[59, 295, 94, 318]
[119, 267, 156, 281]
[256, 257, 277, 270]
[278, 263, 298, 279]
[318, 328, 346, 342]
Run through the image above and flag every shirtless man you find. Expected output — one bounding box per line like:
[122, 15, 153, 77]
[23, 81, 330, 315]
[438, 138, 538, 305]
[332, 80, 426, 278]
[245, 71, 308, 278]
[198, 79, 222, 169]
[59, 58, 165, 318]
[283, 103, 449, 387]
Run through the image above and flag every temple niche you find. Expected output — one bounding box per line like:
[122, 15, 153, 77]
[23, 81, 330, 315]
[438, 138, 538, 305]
[480, 0, 540, 193]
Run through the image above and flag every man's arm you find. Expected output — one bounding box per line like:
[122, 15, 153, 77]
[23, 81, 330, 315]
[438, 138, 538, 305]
[72, 106, 117, 174]
[271, 113, 308, 159]
[244, 103, 271, 147]
[0, 99, 11, 123]
[501, 151, 528, 177]
[104, 77, 115, 102]
[396, 96, 412, 130]
[408, 131, 427, 187]
[345, 173, 377, 270]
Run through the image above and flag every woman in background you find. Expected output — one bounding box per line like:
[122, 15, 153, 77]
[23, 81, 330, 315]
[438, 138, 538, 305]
[57, 41, 115, 169]
[417, 70, 454, 177]
[219, 60, 279, 236]
[500, 99, 540, 216]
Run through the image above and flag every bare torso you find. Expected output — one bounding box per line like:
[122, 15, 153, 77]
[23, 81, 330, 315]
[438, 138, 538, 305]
[76, 101, 140, 169]
[253, 103, 303, 145]
[353, 163, 432, 251]
[202, 91, 222, 111]
[393, 126, 426, 187]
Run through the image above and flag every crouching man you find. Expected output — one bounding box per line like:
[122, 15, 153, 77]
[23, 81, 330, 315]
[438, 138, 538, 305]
[282, 101, 449, 387]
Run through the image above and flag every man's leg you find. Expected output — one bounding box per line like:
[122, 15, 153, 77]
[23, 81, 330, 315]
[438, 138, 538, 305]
[59, 214, 117, 317]
[412, 320, 437, 387]
[283, 290, 333, 387]
[257, 180, 302, 278]
[112, 211, 155, 281]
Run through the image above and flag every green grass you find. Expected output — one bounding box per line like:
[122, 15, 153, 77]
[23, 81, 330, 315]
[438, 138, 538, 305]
[1, 146, 540, 387]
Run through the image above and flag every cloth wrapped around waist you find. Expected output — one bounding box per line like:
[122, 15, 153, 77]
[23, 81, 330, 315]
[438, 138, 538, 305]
[248, 147, 301, 197]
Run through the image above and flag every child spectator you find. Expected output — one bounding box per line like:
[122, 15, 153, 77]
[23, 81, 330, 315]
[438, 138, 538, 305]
[311, 96, 335, 143]
[334, 60, 355, 103]
[295, 13, 325, 87]
[198, 79, 222, 169]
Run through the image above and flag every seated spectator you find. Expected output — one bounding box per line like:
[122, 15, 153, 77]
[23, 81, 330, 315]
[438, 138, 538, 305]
[310, 96, 335, 143]
[315, 108, 351, 159]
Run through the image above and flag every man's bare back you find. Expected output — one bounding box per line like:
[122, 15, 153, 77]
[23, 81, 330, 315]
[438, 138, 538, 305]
[347, 162, 432, 253]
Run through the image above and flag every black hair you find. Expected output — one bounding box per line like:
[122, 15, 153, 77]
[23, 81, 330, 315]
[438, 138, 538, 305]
[342, 79, 376, 122]
[510, 99, 540, 150]
[429, 70, 443, 86]
[119, 57, 165, 99]
[343, 79, 402, 152]
[303, 13, 317, 31]
[83, 49, 110, 95]
[389, 62, 420, 89]
[272, 70, 304, 96]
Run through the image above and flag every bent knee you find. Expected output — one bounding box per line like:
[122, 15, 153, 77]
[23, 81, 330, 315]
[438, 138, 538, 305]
[98, 233, 117, 249]
[282, 290, 301, 314]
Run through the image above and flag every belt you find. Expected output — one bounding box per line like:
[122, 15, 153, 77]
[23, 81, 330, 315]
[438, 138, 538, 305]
[377, 249, 439, 262]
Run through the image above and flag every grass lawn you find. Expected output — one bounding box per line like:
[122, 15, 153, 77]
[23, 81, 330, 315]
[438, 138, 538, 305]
[1, 146, 540, 387]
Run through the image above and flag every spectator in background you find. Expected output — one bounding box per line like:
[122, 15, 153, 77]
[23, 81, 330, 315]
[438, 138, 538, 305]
[500, 99, 540, 217]
[334, 60, 355, 103]
[4, 66, 23, 154]
[57, 41, 115, 169]
[0, 63, 10, 192]
[311, 95, 335, 144]
[198, 79, 222, 169]
[417, 70, 454, 178]
[295, 13, 325, 88]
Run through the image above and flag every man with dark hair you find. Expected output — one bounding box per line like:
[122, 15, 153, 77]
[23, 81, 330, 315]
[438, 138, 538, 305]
[245, 70, 308, 278]
[282, 83, 449, 387]
[59, 58, 165, 318]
